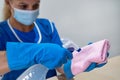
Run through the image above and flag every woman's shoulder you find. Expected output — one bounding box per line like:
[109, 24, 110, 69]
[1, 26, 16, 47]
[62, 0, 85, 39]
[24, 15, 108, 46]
[0, 20, 8, 29]
[0, 20, 9, 35]
[0, 20, 7, 25]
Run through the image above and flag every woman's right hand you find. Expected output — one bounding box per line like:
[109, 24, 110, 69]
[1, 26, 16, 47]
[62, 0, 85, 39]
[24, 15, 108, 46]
[6, 42, 73, 70]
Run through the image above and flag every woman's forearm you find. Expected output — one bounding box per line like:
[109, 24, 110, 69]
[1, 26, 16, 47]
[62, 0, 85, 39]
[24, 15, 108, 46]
[0, 51, 10, 75]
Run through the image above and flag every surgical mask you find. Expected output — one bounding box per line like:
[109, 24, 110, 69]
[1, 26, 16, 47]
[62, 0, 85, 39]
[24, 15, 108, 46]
[13, 8, 39, 26]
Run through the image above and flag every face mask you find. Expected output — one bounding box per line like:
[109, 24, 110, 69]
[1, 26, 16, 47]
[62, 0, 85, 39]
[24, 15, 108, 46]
[13, 8, 39, 26]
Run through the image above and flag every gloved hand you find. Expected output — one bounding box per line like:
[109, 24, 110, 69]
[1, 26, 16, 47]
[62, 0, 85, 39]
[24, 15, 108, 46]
[85, 42, 109, 72]
[63, 39, 110, 79]
[64, 41, 109, 73]
[6, 42, 73, 70]
[85, 52, 109, 72]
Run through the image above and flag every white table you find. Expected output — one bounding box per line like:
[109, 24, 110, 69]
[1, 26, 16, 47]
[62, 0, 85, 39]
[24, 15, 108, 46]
[48, 56, 120, 80]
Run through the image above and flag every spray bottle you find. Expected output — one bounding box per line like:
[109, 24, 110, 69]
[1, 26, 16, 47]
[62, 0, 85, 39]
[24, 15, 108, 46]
[17, 64, 48, 80]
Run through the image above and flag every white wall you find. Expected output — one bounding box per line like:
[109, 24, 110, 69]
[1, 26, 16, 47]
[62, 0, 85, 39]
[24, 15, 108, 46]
[0, 0, 120, 57]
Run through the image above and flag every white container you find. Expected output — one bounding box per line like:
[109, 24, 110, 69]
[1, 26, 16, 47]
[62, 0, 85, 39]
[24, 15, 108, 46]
[17, 64, 48, 80]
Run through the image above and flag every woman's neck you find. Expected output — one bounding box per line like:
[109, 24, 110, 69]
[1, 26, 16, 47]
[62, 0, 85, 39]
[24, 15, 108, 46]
[9, 17, 34, 32]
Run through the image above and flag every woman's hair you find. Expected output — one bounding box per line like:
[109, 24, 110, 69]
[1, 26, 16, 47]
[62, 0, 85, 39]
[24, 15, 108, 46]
[3, 0, 11, 20]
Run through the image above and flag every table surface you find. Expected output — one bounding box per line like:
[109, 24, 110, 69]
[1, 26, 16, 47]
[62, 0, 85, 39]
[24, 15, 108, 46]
[48, 56, 120, 80]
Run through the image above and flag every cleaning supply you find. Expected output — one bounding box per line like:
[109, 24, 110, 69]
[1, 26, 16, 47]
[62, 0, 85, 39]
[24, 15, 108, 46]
[64, 39, 110, 79]
[17, 64, 48, 80]
[61, 38, 109, 72]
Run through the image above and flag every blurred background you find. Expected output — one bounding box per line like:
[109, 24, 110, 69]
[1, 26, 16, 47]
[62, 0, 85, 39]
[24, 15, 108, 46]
[0, 0, 120, 57]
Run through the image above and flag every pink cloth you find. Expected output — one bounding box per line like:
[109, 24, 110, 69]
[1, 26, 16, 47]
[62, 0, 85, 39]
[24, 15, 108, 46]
[71, 39, 110, 75]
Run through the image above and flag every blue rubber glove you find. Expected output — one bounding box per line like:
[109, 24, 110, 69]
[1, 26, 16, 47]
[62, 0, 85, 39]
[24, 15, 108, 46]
[63, 53, 109, 79]
[6, 42, 73, 70]
[85, 52, 109, 72]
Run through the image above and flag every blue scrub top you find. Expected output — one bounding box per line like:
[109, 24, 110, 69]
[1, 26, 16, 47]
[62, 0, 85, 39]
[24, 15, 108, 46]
[0, 18, 62, 80]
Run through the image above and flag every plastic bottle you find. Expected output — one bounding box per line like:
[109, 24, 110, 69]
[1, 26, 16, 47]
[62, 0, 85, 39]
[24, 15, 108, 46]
[61, 38, 81, 52]
[17, 64, 48, 80]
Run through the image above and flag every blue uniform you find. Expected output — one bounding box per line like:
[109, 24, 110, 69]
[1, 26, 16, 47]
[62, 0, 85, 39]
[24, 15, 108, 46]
[0, 18, 62, 80]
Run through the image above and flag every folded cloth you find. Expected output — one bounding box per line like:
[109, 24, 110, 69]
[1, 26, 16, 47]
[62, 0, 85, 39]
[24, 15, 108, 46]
[64, 39, 110, 79]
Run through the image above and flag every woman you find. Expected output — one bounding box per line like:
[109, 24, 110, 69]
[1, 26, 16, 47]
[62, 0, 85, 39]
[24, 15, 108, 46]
[0, 0, 110, 80]
[0, 0, 72, 79]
